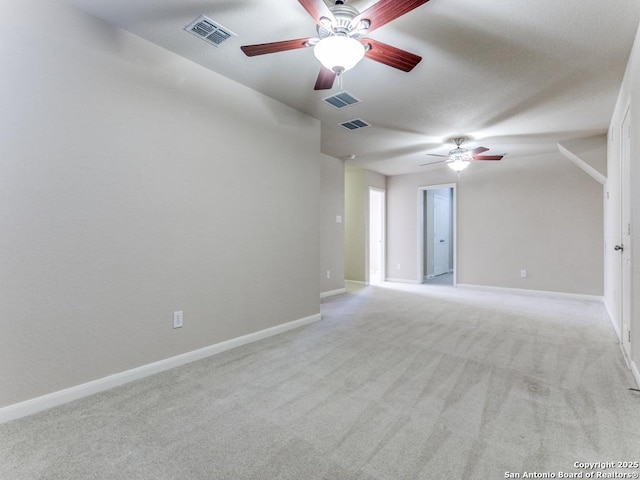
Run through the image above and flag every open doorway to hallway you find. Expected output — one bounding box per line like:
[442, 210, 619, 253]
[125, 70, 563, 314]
[369, 188, 385, 284]
[419, 185, 456, 286]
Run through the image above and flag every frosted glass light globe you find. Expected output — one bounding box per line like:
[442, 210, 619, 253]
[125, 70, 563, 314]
[314, 36, 365, 74]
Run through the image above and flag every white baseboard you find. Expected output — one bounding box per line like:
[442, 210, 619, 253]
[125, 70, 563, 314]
[604, 300, 621, 340]
[320, 288, 346, 299]
[456, 283, 604, 302]
[0, 313, 321, 425]
[344, 280, 366, 285]
[385, 277, 421, 284]
[603, 301, 638, 388]
[631, 360, 640, 389]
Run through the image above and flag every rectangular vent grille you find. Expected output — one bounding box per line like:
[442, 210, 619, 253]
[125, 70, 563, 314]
[184, 15, 236, 47]
[323, 91, 361, 109]
[340, 118, 370, 130]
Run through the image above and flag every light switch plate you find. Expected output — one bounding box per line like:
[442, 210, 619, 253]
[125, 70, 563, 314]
[173, 311, 183, 329]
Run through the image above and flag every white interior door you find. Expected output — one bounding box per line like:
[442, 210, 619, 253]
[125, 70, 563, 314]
[433, 192, 451, 276]
[621, 106, 632, 360]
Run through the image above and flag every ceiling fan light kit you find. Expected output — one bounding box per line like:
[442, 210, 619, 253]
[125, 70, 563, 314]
[313, 35, 365, 74]
[447, 158, 471, 173]
[447, 138, 472, 172]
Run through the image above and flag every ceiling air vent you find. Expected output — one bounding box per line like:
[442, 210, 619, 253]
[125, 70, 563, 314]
[323, 91, 361, 109]
[184, 15, 236, 47]
[340, 118, 370, 131]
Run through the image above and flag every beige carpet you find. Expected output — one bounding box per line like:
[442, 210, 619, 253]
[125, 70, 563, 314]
[1, 282, 639, 479]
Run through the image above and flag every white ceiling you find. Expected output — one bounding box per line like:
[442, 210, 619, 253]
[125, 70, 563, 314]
[65, 0, 640, 176]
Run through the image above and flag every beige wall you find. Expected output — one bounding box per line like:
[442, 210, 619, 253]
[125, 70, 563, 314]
[387, 154, 604, 295]
[0, 1, 324, 407]
[344, 169, 386, 283]
[606, 19, 640, 380]
[320, 155, 345, 294]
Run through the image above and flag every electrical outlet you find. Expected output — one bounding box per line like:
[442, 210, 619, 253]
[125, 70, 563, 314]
[520, 270, 527, 278]
[173, 311, 183, 329]
[397, 263, 401, 270]
[326, 270, 331, 279]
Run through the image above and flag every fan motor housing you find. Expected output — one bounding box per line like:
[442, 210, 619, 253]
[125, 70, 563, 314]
[317, 3, 363, 39]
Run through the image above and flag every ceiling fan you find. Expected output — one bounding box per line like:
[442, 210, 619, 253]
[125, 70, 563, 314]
[421, 137, 506, 173]
[240, 0, 428, 90]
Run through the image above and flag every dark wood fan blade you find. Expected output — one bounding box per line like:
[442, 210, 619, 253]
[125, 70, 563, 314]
[420, 159, 446, 166]
[472, 155, 503, 161]
[241, 38, 312, 57]
[354, 0, 430, 33]
[314, 66, 336, 90]
[471, 146, 489, 155]
[362, 38, 421, 72]
[298, 0, 336, 25]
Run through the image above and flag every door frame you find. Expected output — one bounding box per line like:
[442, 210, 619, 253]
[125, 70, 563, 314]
[417, 183, 457, 284]
[432, 190, 453, 276]
[620, 103, 632, 362]
[368, 187, 386, 284]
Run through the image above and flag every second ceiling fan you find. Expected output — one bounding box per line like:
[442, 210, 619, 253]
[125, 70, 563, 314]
[421, 137, 506, 173]
[240, 0, 429, 90]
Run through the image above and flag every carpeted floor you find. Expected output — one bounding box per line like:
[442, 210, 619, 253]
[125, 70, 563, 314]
[1, 282, 639, 480]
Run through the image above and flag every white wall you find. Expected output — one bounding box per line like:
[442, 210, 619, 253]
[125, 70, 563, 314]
[344, 169, 386, 283]
[387, 153, 604, 295]
[320, 155, 345, 295]
[606, 20, 640, 382]
[0, 1, 324, 408]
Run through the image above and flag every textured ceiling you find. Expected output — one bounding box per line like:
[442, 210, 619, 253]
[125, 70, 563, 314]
[65, 0, 640, 175]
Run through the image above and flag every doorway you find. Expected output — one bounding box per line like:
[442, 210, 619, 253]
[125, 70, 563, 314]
[369, 188, 385, 284]
[418, 184, 456, 285]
